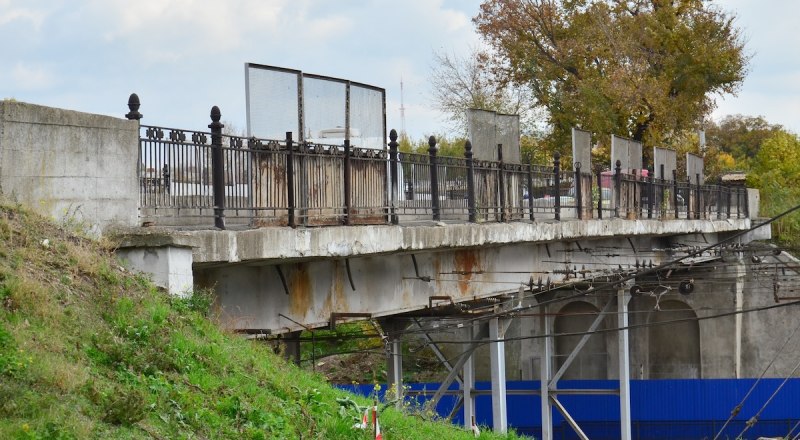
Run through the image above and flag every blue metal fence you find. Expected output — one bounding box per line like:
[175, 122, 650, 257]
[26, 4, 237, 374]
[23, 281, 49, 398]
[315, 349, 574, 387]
[339, 379, 800, 439]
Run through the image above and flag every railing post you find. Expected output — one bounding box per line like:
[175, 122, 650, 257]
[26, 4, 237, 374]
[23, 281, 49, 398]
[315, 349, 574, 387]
[343, 139, 352, 226]
[286, 131, 296, 228]
[717, 177, 724, 219]
[686, 176, 693, 219]
[596, 169, 603, 219]
[695, 173, 701, 219]
[575, 162, 583, 220]
[614, 160, 622, 218]
[659, 164, 665, 218]
[672, 169, 679, 219]
[209, 106, 226, 230]
[727, 182, 732, 219]
[498, 144, 507, 222]
[126, 93, 143, 121]
[465, 140, 477, 223]
[744, 187, 750, 218]
[738, 187, 744, 219]
[429, 136, 440, 221]
[527, 162, 535, 221]
[646, 167, 654, 219]
[389, 129, 399, 225]
[554, 151, 561, 221]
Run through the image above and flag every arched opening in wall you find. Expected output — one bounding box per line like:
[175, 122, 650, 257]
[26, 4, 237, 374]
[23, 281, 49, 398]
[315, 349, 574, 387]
[554, 301, 608, 380]
[648, 300, 701, 378]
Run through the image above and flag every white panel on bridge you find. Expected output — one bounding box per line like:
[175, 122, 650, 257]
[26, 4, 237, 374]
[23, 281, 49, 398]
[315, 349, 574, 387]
[245, 63, 386, 149]
[611, 135, 643, 173]
[653, 147, 677, 181]
[467, 108, 521, 163]
[245, 64, 301, 140]
[572, 128, 592, 171]
[686, 153, 704, 183]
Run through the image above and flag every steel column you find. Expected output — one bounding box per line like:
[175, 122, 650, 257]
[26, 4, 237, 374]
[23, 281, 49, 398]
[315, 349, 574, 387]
[540, 303, 553, 440]
[618, 287, 632, 440]
[388, 337, 403, 403]
[489, 317, 507, 433]
[463, 324, 476, 429]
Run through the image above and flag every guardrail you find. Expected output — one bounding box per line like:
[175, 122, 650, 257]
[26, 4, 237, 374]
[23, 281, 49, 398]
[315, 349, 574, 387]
[131, 101, 749, 229]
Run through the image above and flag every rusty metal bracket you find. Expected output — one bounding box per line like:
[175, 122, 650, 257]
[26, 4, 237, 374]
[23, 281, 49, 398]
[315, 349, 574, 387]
[329, 312, 372, 331]
[275, 265, 290, 296]
[345, 258, 356, 291]
[428, 295, 454, 308]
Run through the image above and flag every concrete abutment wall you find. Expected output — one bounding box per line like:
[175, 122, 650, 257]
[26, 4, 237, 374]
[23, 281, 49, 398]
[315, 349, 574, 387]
[0, 101, 139, 234]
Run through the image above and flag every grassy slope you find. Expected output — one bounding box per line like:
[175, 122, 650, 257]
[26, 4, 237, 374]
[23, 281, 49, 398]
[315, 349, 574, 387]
[0, 203, 523, 439]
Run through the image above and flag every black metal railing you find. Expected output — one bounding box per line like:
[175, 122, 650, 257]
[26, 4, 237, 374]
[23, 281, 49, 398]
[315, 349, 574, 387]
[131, 99, 752, 229]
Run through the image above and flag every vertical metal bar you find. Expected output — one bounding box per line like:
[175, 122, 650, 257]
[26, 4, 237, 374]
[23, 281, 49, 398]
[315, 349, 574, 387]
[686, 176, 693, 219]
[618, 287, 632, 440]
[647, 168, 654, 219]
[209, 106, 226, 230]
[462, 324, 476, 429]
[344, 139, 352, 225]
[498, 144, 506, 222]
[466, 140, 477, 223]
[575, 162, 583, 220]
[744, 187, 750, 218]
[727, 183, 732, 219]
[388, 337, 403, 404]
[489, 317, 507, 433]
[527, 162, 535, 221]
[554, 152, 561, 221]
[718, 177, 724, 219]
[673, 169, 679, 220]
[286, 132, 296, 228]
[389, 129, 399, 225]
[429, 136, 440, 221]
[540, 303, 553, 440]
[597, 170, 603, 219]
[615, 160, 622, 218]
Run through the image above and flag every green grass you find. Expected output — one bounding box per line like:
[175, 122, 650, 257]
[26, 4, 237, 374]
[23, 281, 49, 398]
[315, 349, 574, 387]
[0, 202, 524, 439]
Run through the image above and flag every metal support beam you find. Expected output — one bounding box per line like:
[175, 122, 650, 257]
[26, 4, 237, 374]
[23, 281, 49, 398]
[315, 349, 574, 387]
[489, 317, 508, 433]
[388, 337, 403, 404]
[412, 319, 462, 386]
[551, 396, 589, 440]
[540, 303, 553, 440]
[429, 324, 489, 409]
[463, 324, 476, 429]
[618, 287, 632, 440]
[550, 297, 614, 387]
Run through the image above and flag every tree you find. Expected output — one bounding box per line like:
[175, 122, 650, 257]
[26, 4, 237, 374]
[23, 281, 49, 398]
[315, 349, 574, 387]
[474, 0, 748, 152]
[705, 114, 783, 163]
[747, 131, 800, 246]
[429, 48, 537, 136]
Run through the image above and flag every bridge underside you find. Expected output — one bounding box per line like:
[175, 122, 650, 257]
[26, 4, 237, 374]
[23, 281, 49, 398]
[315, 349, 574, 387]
[175, 218, 754, 334]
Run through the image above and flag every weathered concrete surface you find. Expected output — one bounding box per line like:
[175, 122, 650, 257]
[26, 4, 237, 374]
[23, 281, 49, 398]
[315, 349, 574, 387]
[116, 217, 752, 266]
[0, 101, 138, 234]
[117, 245, 194, 296]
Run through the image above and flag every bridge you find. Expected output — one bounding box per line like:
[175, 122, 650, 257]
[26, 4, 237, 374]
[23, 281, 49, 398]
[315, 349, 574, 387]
[1, 97, 785, 439]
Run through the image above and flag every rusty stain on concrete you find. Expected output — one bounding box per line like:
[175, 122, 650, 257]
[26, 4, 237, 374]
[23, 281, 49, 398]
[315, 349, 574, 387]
[454, 249, 480, 296]
[289, 263, 312, 318]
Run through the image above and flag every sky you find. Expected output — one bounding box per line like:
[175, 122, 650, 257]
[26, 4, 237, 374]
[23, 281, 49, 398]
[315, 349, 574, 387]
[1, 0, 798, 141]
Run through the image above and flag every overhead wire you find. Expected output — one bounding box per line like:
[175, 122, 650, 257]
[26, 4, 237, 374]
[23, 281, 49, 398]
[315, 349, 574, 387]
[712, 317, 800, 440]
[736, 355, 800, 439]
[386, 201, 800, 340]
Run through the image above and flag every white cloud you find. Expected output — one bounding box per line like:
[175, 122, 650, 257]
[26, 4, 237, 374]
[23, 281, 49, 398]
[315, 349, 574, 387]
[10, 62, 54, 90]
[0, 2, 46, 30]
[93, 0, 288, 54]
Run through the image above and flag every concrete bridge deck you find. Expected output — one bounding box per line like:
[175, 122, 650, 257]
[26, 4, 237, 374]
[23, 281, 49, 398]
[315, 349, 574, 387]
[118, 217, 753, 267]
